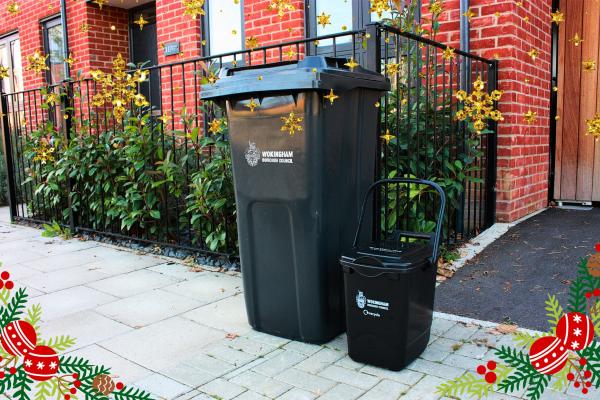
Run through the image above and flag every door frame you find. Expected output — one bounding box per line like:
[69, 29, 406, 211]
[548, 0, 560, 202]
[0, 31, 22, 94]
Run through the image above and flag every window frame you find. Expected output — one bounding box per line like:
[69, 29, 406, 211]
[41, 15, 65, 86]
[202, 0, 245, 58]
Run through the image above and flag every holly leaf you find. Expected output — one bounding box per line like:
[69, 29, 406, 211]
[545, 294, 563, 335]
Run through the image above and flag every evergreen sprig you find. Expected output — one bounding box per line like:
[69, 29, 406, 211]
[0, 369, 14, 393]
[12, 368, 34, 400]
[33, 380, 56, 400]
[545, 294, 563, 335]
[568, 259, 599, 313]
[511, 331, 542, 350]
[113, 386, 153, 400]
[495, 346, 542, 394]
[25, 304, 43, 334]
[58, 356, 95, 374]
[0, 287, 28, 326]
[39, 335, 77, 351]
[580, 341, 600, 388]
[525, 373, 551, 400]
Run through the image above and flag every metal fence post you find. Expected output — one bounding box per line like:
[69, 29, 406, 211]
[62, 82, 76, 232]
[0, 90, 18, 221]
[485, 60, 499, 228]
[365, 23, 382, 241]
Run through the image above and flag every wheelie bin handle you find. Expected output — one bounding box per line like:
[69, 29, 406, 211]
[351, 178, 447, 265]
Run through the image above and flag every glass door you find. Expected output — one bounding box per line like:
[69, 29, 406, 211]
[0, 33, 23, 94]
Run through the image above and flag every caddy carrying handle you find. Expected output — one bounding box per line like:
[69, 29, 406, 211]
[352, 178, 447, 265]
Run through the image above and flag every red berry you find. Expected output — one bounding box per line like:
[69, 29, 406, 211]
[0, 281, 4, 290]
[0, 371, 5, 379]
[5, 281, 14, 290]
[580, 358, 588, 366]
[70, 388, 76, 394]
[583, 388, 589, 394]
[567, 373, 575, 381]
[595, 243, 600, 252]
[72, 373, 79, 379]
[586, 381, 592, 387]
[584, 370, 592, 379]
[476, 365, 486, 375]
[575, 382, 581, 388]
[487, 361, 497, 371]
[586, 292, 593, 299]
[0, 271, 9, 280]
[116, 382, 124, 390]
[485, 372, 497, 384]
[74, 381, 81, 388]
[9, 367, 16, 375]
[595, 288, 600, 297]
[64, 395, 70, 400]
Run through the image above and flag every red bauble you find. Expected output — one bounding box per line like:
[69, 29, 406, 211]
[23, 346, 60, 381]
[529, 336, 569, 375]
[555, 312, 595, 351]
[1, 321, 37, 356]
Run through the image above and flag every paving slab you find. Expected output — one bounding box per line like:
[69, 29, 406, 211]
[182, 293, 251, 334]
[88, 269, 182, 298]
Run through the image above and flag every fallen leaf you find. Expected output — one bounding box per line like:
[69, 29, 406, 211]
[225, 333, 239, 340]
[490, 324, 518, 335]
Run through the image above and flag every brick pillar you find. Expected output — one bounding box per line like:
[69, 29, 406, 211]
[466, 0, 552, 222]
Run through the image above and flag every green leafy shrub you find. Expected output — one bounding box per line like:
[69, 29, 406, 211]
[0, 150, 7, 206]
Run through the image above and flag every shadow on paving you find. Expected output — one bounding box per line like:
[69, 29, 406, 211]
[434, 207, 600, 331]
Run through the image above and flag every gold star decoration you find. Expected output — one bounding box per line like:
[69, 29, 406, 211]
[553, 86, 559, 92]
[64, 53, 75, 67]
[344, 58, 359, 71]
[528, 48, 539, 61]
[26, 50, 49, 74]
[284, 47, 297, 60]
[386, 62, 400, 75]
[463, 7, 476, 22]
[0, 64, 9, 79]
[33, 141, 55, 165]
[586, 114, 600, 140]
[317, 12, 331, 28]
[206, 71, 219, 85]
[267, 0, 296, 19]
[375, 101, 380, 108]
[429, 0, 443, 16]
[93, 0, 107, 9]
[246, 98, 259, 112]
[44, 92, 59, 107]
[182, 0, 205, 20]
[7, 1, 19, 15]
[551, 10, 564, 24]
[523, 110, 537, 125]
[323, 89, 339, 105]
[380, 129, 395, 144]
[582, 60, 596, 72]
[280, 112, 303, 136]
[208, 118, 223, 134]
[570, 33, 583, 47]
[369, 0, 391, 18]
[246, 36, 259, 51]
[134, 14, 148, 31]
[454, 77, 504, 134]
[79, 23, 89, 33]
[158, 114, 172, 124]
[523, 16, 530, 23]
[442, 47, 455, 61]
[89, 54, 149, 122]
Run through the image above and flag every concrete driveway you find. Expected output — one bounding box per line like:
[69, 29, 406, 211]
[0, 207, 583, 400]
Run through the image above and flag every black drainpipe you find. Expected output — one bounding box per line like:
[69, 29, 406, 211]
[59, 0, 70, 78]
[459, 0, 470, 91]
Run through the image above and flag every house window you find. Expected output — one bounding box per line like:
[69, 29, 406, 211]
[42, 17, 66, 85]
[205, 0, 243, 56]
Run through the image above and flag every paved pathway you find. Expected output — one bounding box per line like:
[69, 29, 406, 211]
[0, 208, 589, 400]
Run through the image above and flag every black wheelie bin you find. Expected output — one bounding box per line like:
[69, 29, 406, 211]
[340, 178, 446, 370]
[201, 56, 389, 343]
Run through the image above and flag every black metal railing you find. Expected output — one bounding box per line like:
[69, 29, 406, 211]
[0, 23, 498, 258]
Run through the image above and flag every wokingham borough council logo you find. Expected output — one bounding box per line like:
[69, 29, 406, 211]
[245, 141, 261, 167]
[356, 291, 366, 309]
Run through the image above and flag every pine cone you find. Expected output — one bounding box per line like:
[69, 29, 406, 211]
[93, 374, 115, 395]
[588, 253, 600, 278]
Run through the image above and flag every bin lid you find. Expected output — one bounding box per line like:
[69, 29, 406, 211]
[201, 56, 390, 100]
[340, 243, 433, 274]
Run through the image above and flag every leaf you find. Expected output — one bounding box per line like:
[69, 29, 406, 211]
[511, 331, 542, 350]
[58, 356, 94, 374]
[34, 380, 56, 400]
[524, 373, 551, 400]
[39, 335, 77, 352]
[435, 372, 493, 399]
[12, 368, 34, 400]
[25, 304, 43, 334]
[1, 288, 29, 326]
[551, 365, 569, 392]
[545, 294, 564, 335]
